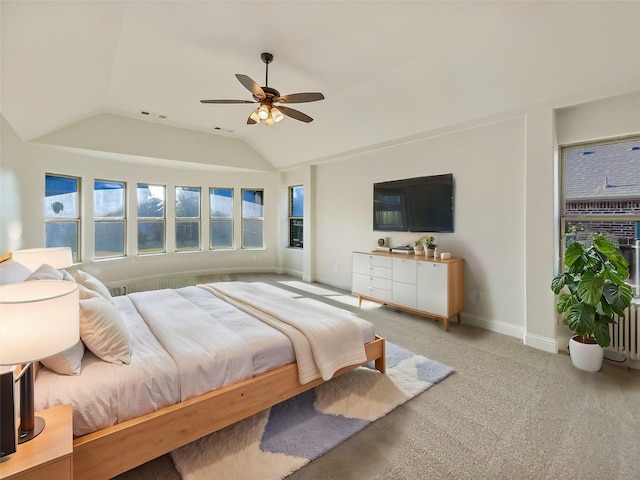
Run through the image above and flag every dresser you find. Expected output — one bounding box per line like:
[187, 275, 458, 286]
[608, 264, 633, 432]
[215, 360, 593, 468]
[352, 251, 464, 331]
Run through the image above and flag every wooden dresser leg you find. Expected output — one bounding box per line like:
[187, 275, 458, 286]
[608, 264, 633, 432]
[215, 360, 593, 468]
[444, 318, 449, 332]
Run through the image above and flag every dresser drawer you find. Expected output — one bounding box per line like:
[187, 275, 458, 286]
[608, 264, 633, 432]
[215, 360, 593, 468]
[370, 255, 392, 269]
[370, 287, 393, 303]
[370, 276, 392, 291]
[369, 265, 392, 280]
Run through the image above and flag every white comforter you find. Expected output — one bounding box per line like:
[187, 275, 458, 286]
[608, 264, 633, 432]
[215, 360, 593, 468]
[128, 289, 254, 401]
[201, 282, 368, 384]
[35, 282, 374, 436]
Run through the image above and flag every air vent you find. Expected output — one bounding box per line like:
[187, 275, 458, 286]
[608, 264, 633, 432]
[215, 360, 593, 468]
[139, 110, 167, 119]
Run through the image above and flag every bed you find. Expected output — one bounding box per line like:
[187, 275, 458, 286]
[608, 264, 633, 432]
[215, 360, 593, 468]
[0, 255, 386, 480]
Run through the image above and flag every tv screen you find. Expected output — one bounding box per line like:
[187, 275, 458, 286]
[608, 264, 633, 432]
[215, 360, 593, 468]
[373, 174, 454, 232]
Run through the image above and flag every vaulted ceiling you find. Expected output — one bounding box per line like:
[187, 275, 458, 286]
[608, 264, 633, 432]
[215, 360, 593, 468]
[2, 1, 639, 170]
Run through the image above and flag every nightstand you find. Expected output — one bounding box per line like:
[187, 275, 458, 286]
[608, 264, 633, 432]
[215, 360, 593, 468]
[0, 404, 72, 480]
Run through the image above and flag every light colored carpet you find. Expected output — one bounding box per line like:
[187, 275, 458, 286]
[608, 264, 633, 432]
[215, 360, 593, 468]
[114, 273, 640, 480]
[169, 342, 453, 480]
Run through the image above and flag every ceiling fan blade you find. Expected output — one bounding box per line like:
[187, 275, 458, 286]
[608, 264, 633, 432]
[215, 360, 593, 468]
[276, 92, 325, 104]
[200, 99, 255, 104]
[236, 74, 266, 101]
[278, 106, 313, 123]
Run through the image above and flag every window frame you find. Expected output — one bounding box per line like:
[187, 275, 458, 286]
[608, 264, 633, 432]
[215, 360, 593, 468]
[44, 173, 80, 262]
[175, 185, 201, 252]
[94, 179, 126, 259]
[560, 135, 640, 292]
[288, 185, 304, 249]
[136, 183, 166, 255]
[241, 188, 264, 249]
[209, 187, 234, 250]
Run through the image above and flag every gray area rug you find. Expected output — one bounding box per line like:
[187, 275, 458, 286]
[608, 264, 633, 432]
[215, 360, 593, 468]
[169, 342, 453, 480]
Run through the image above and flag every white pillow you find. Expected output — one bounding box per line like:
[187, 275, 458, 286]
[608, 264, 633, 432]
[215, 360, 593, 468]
[75, 270, 114, 304]
[79, 287, 131, 365]
[40, 340, 85, 375]
[25, 263, 70, 282]
[0, 259, 32, 285]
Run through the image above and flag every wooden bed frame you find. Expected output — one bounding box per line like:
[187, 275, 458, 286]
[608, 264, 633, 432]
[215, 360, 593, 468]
[0, 254, 386, 479]
[74, 336, 385, 479]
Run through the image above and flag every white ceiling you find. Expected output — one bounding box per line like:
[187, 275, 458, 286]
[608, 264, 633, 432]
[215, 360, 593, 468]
[2, 1, 639, 170]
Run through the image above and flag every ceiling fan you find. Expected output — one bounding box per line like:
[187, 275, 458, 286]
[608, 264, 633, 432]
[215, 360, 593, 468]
[200, 52, 324, 125]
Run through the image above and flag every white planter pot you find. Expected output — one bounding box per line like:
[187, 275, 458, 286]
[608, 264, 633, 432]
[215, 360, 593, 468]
[569, 336, 604, 372]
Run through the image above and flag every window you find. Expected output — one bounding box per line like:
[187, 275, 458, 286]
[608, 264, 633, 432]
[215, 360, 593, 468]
[94, 180, 126, 258]
[561, 136, 640, 292]
[289, 185, 303, 248]
[45, 174, 80, 261]
[137, 183, 165, 254]
[176, 186, 201, 251]
[241, 189, 264, 249]
[209, 188, 233, 249]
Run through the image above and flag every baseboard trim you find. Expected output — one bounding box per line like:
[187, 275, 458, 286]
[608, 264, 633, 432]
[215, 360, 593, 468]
[462, 313, 557, 353]
[462, 313, 524, 340]
[524, 332, 558, 354]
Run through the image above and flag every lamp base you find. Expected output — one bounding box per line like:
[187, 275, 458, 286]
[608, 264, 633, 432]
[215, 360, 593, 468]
[18, 416, 45, 444]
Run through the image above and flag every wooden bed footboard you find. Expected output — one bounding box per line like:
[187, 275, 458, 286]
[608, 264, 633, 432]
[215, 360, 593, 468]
[73, 335, 386, 480]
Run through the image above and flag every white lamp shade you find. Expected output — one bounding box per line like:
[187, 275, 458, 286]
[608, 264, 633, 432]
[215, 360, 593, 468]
[12, 247, 73, 271]
[249, 108, 261, 123]
[258, 104, 270, 120]
[0, 281, 79, 365]
[271, 107, 284, 123]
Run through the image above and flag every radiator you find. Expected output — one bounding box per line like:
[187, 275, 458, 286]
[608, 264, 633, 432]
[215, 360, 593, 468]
[608, 299, 640, 361]
[108, 276, 199, 297]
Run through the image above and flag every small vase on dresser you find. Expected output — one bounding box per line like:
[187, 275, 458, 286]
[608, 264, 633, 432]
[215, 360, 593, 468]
[425, 248, 435, 257]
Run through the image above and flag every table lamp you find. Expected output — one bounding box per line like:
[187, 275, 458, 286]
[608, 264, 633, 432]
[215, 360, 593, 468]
[11, 247, 73, 271]
[0, 280, 79, 443]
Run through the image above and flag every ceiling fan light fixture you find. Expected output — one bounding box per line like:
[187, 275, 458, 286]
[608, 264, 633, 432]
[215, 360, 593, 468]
[271, 107, 284, 123]
[249, 108, 261, 123]
[265, 115, 276, 126]
[258, 104, 270, 120]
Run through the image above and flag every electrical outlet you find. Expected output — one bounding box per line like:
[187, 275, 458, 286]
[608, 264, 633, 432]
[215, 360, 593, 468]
[333, 264, 339, 273]
[475, 291, 483, 302]
[252, 255, 256, 261]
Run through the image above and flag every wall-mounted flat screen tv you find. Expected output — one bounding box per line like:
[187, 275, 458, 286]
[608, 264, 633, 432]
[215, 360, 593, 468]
[373, 173, 454, 232]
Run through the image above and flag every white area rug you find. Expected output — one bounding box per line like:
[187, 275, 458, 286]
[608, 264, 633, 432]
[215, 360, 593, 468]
[170, 342, 454, 480]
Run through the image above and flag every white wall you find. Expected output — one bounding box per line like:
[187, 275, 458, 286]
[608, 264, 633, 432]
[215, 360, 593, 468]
[313, 116, 527, 339]
[556, 91, 640, 145]
[307, 90, 640, 352]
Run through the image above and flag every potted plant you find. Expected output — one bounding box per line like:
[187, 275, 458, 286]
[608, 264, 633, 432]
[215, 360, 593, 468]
[550, 232, 634, 372]
[419, 235, 436, 257]
[413, 239, 424, 255]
